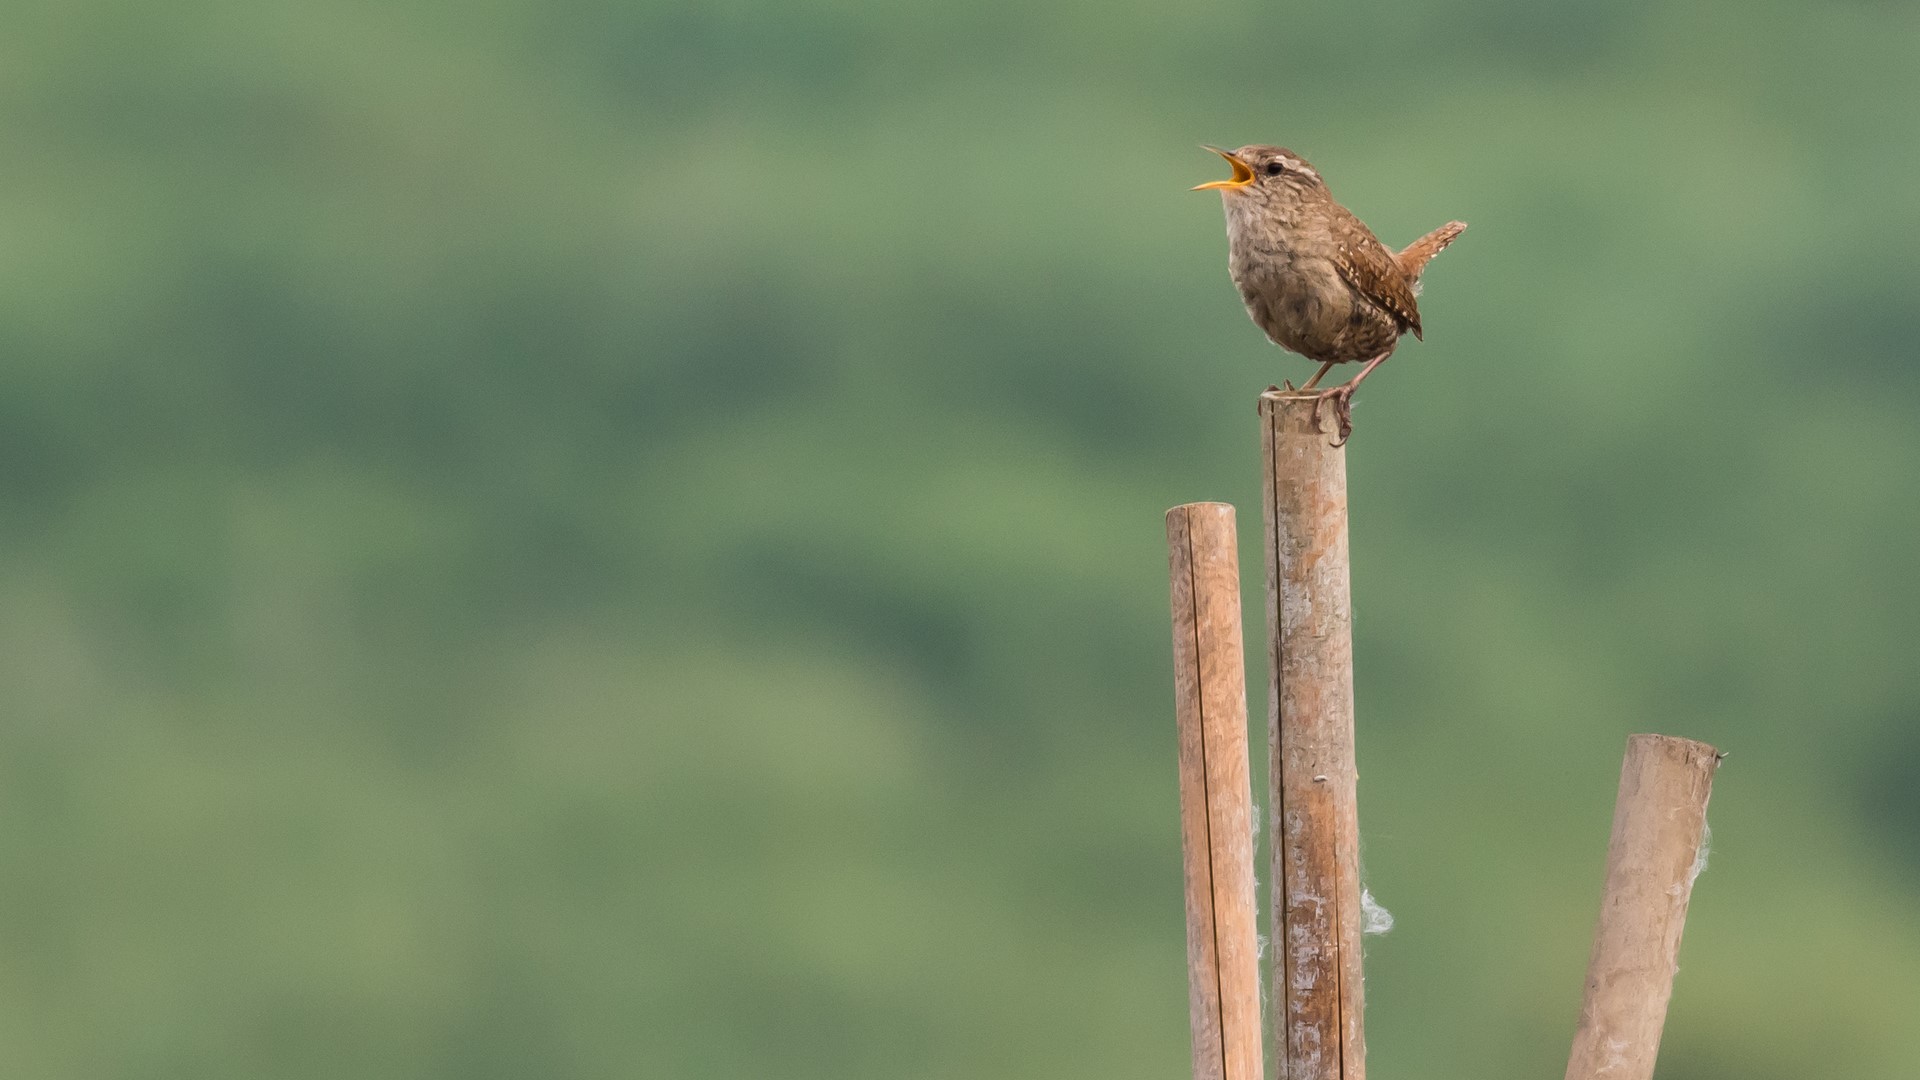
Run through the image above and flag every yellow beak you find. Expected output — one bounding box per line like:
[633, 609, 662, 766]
[1192, 146, 1255, 191]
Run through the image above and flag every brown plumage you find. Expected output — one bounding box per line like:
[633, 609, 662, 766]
[1195, 145, 1465, 443]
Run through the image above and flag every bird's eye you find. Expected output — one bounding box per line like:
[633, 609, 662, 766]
[1263, 161, 1286, 176]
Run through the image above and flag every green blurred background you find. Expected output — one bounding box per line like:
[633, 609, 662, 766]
[4, 0, 1918, 1076]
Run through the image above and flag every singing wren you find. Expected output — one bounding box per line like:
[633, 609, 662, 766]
[1194, 145, 1465, 443]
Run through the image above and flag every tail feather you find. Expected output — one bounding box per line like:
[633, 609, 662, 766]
[1397, 221, 1467, 284]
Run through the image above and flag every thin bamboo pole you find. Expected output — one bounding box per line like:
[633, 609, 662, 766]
[1564, 734, 1722, 1080]
[1166, 502, 1263, 1080]
[1259, 390, 1365, 1080]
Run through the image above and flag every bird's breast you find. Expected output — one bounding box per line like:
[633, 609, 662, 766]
[1227, 243, 1373, 361]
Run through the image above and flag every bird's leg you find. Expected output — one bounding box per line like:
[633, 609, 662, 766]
[1312, 352, 1392, 446]
[1298, 361, 1338, 391]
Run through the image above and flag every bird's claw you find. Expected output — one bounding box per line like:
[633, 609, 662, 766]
[1312, 386, 1356, 446]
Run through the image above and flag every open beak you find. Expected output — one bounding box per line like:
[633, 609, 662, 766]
[1192, 146, 1255, 191]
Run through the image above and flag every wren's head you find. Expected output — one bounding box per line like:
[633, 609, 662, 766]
[1192, 145, 1328, 217]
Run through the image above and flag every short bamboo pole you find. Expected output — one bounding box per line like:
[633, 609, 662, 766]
[1259, 390, 1365, 1080]
[1564, 734, 1722, 1080]
[1166, 502, 1263, 1080]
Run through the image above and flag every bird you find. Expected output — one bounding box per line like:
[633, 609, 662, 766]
[1194, 144, 1465, 444]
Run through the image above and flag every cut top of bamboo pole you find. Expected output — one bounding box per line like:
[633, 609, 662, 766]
[1166, 502, 1263, 1080]
[1564, 734, 1721, 1080]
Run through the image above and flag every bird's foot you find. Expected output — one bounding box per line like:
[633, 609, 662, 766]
[1312, 384, 1357, 447]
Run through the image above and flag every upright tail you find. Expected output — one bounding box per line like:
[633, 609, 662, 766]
[1397, 221, 1467, 283]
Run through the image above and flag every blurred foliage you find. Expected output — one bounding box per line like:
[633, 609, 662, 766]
[1, 0, 1917, 1076]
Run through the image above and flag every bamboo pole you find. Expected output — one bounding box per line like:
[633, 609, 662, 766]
[1259, 390, 1365, 1080]
[1564, 734, 1722, 1080]
[1166, 502, 1263, 1080]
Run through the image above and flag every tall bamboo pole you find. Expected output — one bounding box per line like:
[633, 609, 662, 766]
[1166, 502, 1263, 1080]
[1564, 735, 1722, 1080]
[1259, 390, 1365, 1080]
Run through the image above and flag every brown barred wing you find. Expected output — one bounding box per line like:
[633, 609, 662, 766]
[1330, 215, 1425, 339]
